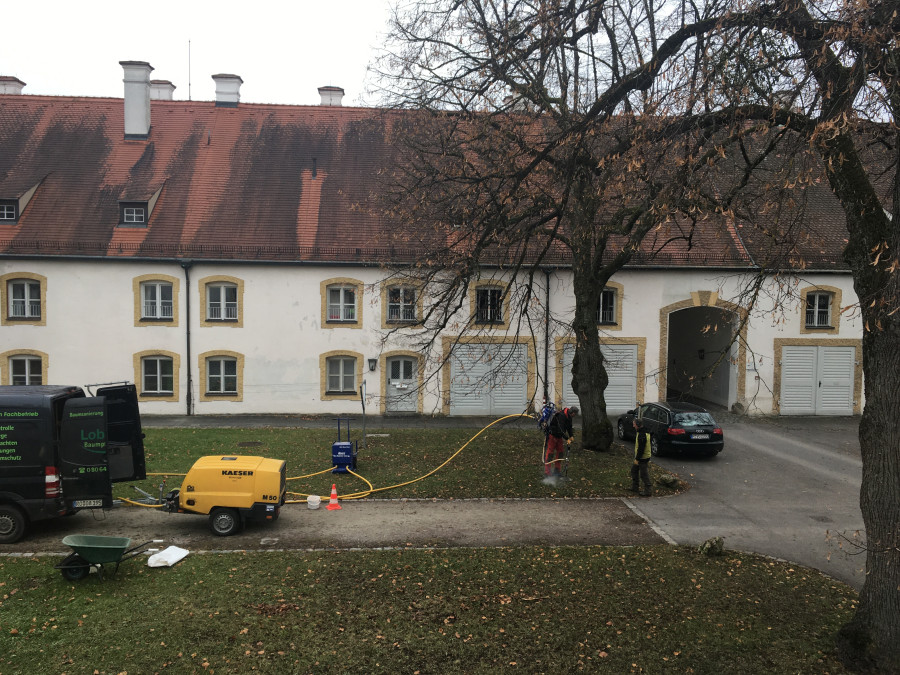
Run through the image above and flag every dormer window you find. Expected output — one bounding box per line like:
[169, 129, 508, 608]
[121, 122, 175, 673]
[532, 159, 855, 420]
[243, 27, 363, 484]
[119, 201, 147, 226]
[0, 200, 17, 223]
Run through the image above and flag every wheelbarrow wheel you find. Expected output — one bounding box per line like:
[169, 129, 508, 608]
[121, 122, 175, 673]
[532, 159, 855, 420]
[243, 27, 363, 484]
[209, 508, 243, 536]
[60, 553, 90, 581]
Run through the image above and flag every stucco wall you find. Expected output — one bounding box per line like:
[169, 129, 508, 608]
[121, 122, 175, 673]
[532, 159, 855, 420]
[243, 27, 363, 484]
[0, 259, 864, 417]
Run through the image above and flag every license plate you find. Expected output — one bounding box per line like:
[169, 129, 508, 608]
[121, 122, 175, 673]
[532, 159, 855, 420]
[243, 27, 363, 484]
[691, 434, 709, 440]
[73, 499, 103, 508]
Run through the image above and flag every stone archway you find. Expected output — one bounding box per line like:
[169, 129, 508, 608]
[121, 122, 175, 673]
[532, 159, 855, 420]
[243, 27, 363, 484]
[658, 291, 747, 410]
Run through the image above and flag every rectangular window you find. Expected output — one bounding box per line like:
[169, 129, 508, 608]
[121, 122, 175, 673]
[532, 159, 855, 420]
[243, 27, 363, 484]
[806, 293, 831, 327]
[475, 288, 503, 324]
[598, 288, 616, 324]
[328, 286, 356, 322]
[142, 357, 174, 394]
[0, 202, 16, 222]
[327, 357, 356, 393]
[8, 280, 41, 319]
[207, 358, 237, 394]
[388, 287, 416, 322]
[119, 202, 147, 225]
[10, 356, 42, 385]
[141, 282, 174, 319]
[124, 207, 145, 223]
[207, 284, 238, 321]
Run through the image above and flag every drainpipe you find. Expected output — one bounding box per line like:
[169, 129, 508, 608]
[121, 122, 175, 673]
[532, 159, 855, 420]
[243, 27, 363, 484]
[181, 260, 194, 416]
[543, 268, 551, 403]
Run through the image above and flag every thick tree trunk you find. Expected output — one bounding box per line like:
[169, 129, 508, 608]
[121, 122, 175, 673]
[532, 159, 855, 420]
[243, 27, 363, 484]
[817, 126, 900, 672]
[837, 319, 900, 672]
[570, 260, 614, 451]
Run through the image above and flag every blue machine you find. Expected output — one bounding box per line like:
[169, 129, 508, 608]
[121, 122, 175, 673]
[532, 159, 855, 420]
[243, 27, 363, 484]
[331, 418, 358, 474]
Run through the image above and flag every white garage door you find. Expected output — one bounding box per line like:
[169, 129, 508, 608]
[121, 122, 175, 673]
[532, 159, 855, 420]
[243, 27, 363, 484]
[562, 343, 638, 414]
[449, 343, 528, 415]
[780, 345, 855, 415]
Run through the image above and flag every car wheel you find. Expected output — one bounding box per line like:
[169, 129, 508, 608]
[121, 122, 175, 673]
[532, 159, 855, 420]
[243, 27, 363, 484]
[0, 505, 26, 544]
[60, 553, 90, 581]
[209, 508, 243, 537]
[650, 436, 662, 457]
[617, 421, 626, 440]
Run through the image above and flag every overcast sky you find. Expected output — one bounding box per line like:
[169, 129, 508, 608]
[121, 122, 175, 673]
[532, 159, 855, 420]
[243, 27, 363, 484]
[1, 0, 395, 106]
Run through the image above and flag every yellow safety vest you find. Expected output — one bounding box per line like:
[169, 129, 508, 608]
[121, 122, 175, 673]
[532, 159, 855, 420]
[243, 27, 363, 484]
[634, 432, 652, 461]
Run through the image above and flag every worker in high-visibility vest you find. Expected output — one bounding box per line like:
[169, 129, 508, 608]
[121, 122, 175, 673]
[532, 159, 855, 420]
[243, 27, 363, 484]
[630, 418, 653, 497]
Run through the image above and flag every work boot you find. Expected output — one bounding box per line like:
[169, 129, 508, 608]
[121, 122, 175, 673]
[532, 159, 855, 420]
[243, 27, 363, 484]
[639, 487, 652, 497]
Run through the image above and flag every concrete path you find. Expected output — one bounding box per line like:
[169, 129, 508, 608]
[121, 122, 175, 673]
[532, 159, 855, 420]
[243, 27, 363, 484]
[5, 497, 665, 553]
[634, 414, 865, 589]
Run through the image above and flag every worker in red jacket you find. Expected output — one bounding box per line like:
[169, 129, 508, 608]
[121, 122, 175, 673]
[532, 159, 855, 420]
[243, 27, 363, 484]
[542, 406, 578, 486]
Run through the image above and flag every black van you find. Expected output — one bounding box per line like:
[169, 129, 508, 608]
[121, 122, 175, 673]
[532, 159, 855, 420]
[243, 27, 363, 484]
[0, 384, 146, 543]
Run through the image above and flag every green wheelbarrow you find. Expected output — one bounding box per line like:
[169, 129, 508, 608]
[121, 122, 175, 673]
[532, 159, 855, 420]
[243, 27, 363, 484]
[55, 535, 160, 581]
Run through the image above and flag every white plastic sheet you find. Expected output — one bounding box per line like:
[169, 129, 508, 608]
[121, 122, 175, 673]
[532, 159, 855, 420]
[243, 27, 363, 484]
[147, 545, 189, 568]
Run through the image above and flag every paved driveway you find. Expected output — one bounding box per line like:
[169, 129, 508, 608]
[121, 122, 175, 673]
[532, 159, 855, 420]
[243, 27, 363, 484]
[630, 413, 865, 589]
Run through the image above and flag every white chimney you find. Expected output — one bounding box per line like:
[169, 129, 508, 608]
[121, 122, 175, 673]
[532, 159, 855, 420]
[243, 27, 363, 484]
[318, 86, 344, 106]
[150, 80, 176, 101]
[120, 61, 153, 138]
[212, 74, 242, 107]
[0, 76, 26, 95]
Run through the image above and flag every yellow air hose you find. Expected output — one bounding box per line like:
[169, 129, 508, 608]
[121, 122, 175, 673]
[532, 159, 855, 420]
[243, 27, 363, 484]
[321, 413, 533, 501]
[119, 413, 534, 506]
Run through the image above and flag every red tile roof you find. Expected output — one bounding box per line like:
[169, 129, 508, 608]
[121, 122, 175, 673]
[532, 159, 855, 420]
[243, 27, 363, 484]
[0, 94, 852, 270]
[0, 95, 403, 262]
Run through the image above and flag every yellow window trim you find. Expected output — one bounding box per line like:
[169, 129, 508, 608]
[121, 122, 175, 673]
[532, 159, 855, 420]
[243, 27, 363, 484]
[132, 274, 180, 327]
[468, 280, 510, 331]
[199, 275, 244, 328]
[598, 281, 624, 331]
[198, 350, 244, 402]
[133, 350, 181, 402]
[0, 349, 49, 385]
[320, 350, 364, 400]
[380, 280, 425, 329]
[321, 277, 364, 330]
[1, 272, 47, 327]
[799, 285, 843, 335]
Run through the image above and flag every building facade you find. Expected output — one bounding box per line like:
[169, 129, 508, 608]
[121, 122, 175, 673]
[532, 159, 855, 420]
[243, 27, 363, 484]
[0, 64, 863, 418]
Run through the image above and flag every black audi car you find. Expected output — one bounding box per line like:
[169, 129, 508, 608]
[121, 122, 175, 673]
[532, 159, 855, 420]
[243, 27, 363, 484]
[617, 401, 724, 457]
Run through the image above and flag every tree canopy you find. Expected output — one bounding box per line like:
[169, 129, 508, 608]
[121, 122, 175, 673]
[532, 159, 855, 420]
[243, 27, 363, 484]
[373, 0, 899, 668]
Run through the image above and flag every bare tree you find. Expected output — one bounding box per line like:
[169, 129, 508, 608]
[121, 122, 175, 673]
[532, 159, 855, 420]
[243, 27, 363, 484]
[372, 0, 761, 448]
[666, 0, 898, 667]
[373, 0, 899, 665]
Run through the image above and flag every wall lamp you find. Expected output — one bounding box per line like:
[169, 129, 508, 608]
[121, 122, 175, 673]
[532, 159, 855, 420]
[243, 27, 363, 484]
[368, 358, 378, 372]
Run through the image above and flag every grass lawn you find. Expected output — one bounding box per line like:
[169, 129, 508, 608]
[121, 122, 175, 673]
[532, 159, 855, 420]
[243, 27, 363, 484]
[128, 423, 682, 501]
[1, 546, 854, 674]
[0, 424, 857, 673]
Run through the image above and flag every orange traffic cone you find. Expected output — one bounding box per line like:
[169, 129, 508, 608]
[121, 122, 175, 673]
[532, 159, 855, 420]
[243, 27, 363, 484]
[326, 483, 341, 510]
